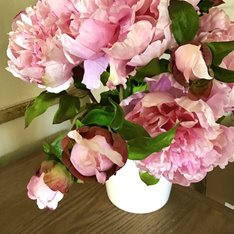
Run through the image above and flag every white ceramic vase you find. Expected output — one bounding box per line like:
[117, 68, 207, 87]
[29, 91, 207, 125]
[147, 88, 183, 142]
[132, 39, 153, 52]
[106, 160, 172, 214]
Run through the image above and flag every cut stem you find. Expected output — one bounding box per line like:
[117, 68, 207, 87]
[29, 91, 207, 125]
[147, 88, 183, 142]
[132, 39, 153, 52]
[119, 85, 124, 102]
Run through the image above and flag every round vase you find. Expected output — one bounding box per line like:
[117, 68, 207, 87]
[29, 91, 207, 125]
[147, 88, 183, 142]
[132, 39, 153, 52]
[105, 160, 172, 214]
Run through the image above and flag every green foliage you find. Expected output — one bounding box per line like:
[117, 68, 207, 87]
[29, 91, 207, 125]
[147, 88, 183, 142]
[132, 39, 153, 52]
[82, 108, 114, 127]
[169, 0, 199, 44]
[128, 126, 177, 160]
[25, 91, 60, 128]
[53, 94, 80, 124]
[43, 133, 66, 161]
[198, 0, 214, 13]
[100, 89, 119, 105]
[211, 65, 234, 83]
[72, 66, 86, 90]
[139, 171, 159, 186]
[206, 41, 234, 65]
[217, 114, 234, 127]
[75, 119, 84, 128]
[133, 58, 169, 81]
[198, 0, 224, 13]
[100, 71, 110, 86]
[109, 98, 125, 130]
[116, 120, 150, 140]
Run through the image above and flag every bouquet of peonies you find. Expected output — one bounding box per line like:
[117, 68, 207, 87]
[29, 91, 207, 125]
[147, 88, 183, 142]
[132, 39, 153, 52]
[7, 0, 234, 210]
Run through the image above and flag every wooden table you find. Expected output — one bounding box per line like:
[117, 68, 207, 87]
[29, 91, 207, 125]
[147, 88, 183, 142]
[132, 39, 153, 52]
[0, 154, 233, 234]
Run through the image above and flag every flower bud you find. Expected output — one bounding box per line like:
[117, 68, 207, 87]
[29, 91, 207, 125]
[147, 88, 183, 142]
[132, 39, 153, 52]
[62, 126, 128, 184]
[27, 160, 73, 210]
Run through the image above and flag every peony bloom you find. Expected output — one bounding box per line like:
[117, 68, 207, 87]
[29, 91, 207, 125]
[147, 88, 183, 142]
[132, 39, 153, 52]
[62, 126, 128, 184]
[198, 8, 234, 42]
[174, 44, 212, 83]
[123, 75, 234, 186]
[60, 0, 173, 89]
[27, 160, 73, 210]
[104, 0, 173, 88]
[221, 51, 234, 71]
[7, 0, 75, 93]
[205, 80, 234, 119]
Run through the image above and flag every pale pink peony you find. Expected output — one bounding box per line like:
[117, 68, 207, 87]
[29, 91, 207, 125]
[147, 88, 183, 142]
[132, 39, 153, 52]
[206, 80, 234, 119]
[123, 76, 234, 186]
[198, 8, 234, 42]
[27, 173, 64, 210]
[62, 0, 173, 89]
[221, 51, 234, 71]
[7, 0, 74, 93]
[174, 44, 212, 83]
[200, 8, 230, 33]
[27, 161, 73, 210]
[105, 0, 173, 88]
[63, 126, 128, 184]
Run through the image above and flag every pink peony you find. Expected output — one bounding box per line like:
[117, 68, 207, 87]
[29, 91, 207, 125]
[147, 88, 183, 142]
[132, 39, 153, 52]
[198, 8, 234, 42]
[60, 0, 172, 89]
[62, 126, 128, 184]
[205, 80, 234, 119]
[221, 51, 234, 71]
[27, 160, 73, 209]
[174, 44, 212, 83]
[7, 0, 74, 93]
[123, 76, 234, 186]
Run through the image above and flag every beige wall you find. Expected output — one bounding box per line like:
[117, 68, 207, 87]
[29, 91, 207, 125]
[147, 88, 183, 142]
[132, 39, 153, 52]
[0, 0, 40, 109]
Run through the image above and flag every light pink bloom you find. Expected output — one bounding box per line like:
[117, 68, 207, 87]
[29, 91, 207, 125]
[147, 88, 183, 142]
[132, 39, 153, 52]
[206, 80, 234, 119]
[198, 8, 234, 42]
[105, 0, 173, 88]
[27, 160, 73, 210]
[64, 126, 128, 184]
[221, 51, 234, 71]
[175, 44, 212, 82]
[57, 0, 173, 89]
[7, 0, 74, 93]
[123, 76, 234, 186]
[200, 8, 230, 33]
[27, 173, 64, 210]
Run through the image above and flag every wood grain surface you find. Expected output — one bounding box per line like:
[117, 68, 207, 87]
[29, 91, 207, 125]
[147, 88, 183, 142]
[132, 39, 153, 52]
[0, 154, 233, 234]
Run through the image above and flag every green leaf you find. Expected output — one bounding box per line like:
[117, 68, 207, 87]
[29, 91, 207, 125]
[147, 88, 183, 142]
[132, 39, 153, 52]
[117, 120, 150, 140]
[53, 94, 80, 124]
[25, 91, 59, 128]
[206, 41, 234, 65]
[100, 89, 119, 105]
[217, 114, 234, 127]
[82, 109, 114, 127]
[169, 0, 199, 45]
[139, 171, 159, 186]
[198, 0, 225, 13]
[75, 119, 84, 128]
[128, 126, 177, 160]
[72, 66, 87, 90]
[132, 83, 148, 94]
[198, 0, 214, 13]
[134, 58, 169, 81]
[211, 65, 234, 83]
[43, 133, 66, 160]
[100, 71, 110, 86]
[109, 98, 124, 131]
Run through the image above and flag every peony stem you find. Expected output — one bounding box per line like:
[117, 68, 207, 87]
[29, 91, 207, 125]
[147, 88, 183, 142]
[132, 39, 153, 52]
[119, 85, 124, 102]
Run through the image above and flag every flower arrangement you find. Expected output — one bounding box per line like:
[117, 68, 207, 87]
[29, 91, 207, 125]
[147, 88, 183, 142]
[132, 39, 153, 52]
[7, 0, 234, 210]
